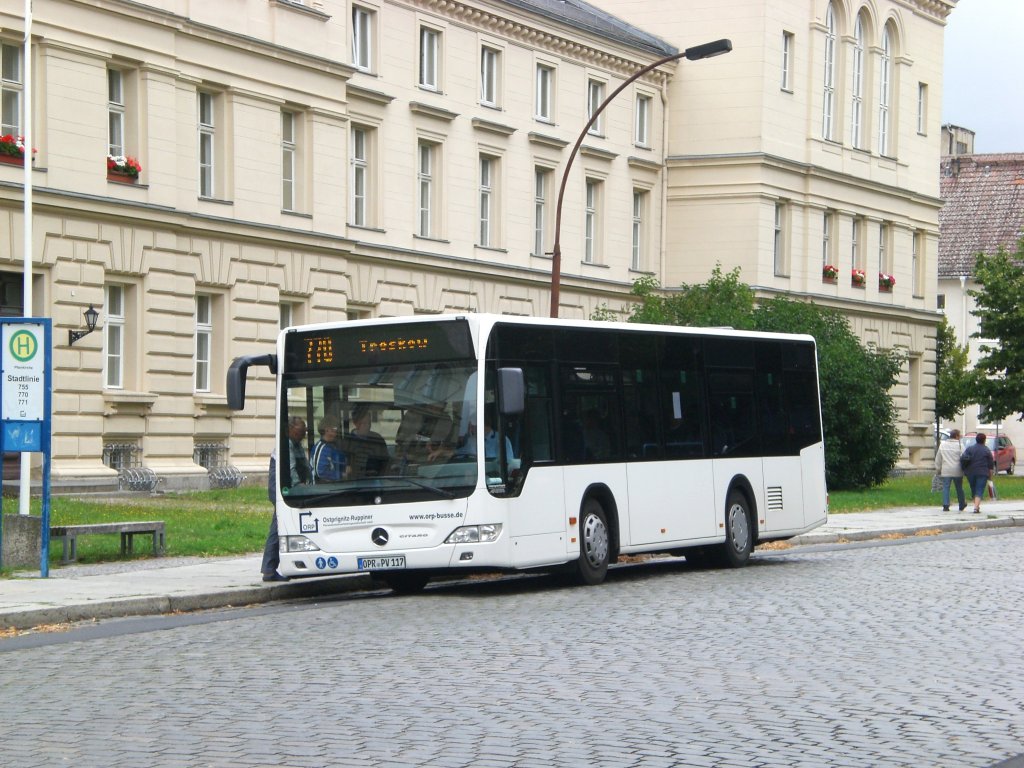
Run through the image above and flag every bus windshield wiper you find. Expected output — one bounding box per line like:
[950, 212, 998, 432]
[308, 476, 456, 502]
[376, 475, 456, 499]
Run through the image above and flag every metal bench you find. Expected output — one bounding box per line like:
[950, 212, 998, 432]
[49, 521, 166, 563]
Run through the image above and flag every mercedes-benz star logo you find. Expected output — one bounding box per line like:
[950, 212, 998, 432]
[371, 528, 389, 547]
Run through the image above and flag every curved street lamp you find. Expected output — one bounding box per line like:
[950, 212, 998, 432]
[549, 38, 732, 318]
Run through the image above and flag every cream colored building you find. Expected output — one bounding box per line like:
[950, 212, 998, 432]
[0, 0, 954, 490]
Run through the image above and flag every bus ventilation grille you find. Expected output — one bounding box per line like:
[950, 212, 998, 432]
[766, 487, 784, 512]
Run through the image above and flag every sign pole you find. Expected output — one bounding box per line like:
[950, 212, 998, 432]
[20, 0, 34, 516]
[1, 318, 51, 576]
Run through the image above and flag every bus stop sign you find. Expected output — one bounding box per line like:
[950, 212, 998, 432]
[2, 323, 46, 451]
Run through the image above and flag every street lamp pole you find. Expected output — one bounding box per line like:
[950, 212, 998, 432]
[548, 38, 732, 318]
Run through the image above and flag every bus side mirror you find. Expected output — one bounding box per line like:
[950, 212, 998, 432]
[497, 367, 525, 416]
[227, 353, 278, 410]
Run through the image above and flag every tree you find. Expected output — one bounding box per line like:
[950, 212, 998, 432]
[594, 271, 904, 489]
[753, 297, 902, 489]
[599, 264, 756, 329]
[969, 242, 1024, 422]
[934, 314, 976, 440]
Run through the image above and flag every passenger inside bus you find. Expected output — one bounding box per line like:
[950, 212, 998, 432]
[396, 402, 455, 467]
[341, 405, 389, 478]
[310, 416, 345, 483]
[455, 412, 514, 460]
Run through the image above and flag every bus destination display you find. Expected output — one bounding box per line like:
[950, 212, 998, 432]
[285, 319, 474, 372]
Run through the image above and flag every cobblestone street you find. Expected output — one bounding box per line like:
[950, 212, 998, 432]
[2, 530, 1022, 767]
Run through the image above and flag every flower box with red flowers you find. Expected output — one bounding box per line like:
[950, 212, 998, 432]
[107, 154, 142, 181]
[0, 134, 35, 166]
[878, 272, 896, 291]
[822, 264, 839, 283]
[851, 268, 867, 288]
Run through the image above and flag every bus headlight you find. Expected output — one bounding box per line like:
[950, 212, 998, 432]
[446, 524, 502, 544]
[283, 535, 321, 553]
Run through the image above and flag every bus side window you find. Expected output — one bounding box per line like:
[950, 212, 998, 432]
[622, 367, 659, 459]
[522, 364, 554, 464]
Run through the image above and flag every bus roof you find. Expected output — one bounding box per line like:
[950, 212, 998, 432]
[281, 313, 817, 347]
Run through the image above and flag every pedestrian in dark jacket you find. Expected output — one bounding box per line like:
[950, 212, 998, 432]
[261, 451, 287, 582]
[961, 433, 995, 514]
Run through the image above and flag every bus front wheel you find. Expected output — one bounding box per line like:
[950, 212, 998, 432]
[574, 498, 610, 585]
[716, 491, 753, 568]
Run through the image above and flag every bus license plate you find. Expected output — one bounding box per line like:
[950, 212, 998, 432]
[357, 555, 406, 571]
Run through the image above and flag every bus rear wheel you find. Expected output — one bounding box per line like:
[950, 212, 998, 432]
[383, 572, 430, 594]
[574, 498, 610, 585]
[716, 491, 753, 568]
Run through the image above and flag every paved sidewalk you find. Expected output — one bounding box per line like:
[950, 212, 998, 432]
[2, 502, 1022, 631]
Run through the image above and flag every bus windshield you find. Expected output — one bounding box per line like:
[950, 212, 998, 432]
[279, 320, 479, 506]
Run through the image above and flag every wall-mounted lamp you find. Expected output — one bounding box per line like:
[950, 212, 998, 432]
[69, 304, 100, 346]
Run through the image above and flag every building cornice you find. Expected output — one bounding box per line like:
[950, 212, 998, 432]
[471, 117, 516, 136]
[892, 0, 958, 25]
[41, 0, 352, 79]
[667, 152, 944, 209]
[528, 131, 570, 149]
[409, 102, 459, 122]
[403, 0, 674, 84]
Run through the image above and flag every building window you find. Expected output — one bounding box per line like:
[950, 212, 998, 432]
[350, 125, 370, 226]
[879, 27, 892, 156]
[587, 79, 605, 135]
[584, 178, 601, 264]
[198, 91, 215, 198]
[280, 301, 305, 331]
[419, 27, 439, 90]
[912, 230, 924, 296]
[917, 83, 928, 135]
[822, 3, 836, 141]
[635, 94, 651, 146]
[851, 217, 862, 271]
[878, 222, 891, 276]
[480, 46, 499, 107]
[104, 285, 125, 389]
[535, 64, 553, 121]
[479, 155, 494, 247]
[937, 294, 945, 311]
[631, 190, 647, 271]
[1, 42, 23, 136]
[195, 294, 212, 393]
[352, 6, 373, 71]
[533, 167, 550, 257]
[773, 202, 787, 276]
[822, 210, 834, 268]
[908, 356, 922, 420]
[282, 111, 296, 211]
[108, 68, 126, 158]
[851, 15, 864, 149]
[417, 140, 436, 237]
[781, 31, 794, 91]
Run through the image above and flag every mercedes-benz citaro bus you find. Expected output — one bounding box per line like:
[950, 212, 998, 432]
[227, 314, 827, 593]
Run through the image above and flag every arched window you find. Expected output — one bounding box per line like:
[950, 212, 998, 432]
[851, 15, 865, 148]
[879, 26, 892, 155]
[822, 3, 837, 140]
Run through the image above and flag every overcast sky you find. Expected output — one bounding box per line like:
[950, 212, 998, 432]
[942, 0, 1024, 154]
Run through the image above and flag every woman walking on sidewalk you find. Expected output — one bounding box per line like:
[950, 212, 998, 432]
[961, 432, 995, 514]
[935, 428, 967, 512]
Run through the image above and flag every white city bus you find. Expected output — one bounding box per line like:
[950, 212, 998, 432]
[228, 314, 827, 592]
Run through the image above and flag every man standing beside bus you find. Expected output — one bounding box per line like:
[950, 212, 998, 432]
[261, 450, 288, 582]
